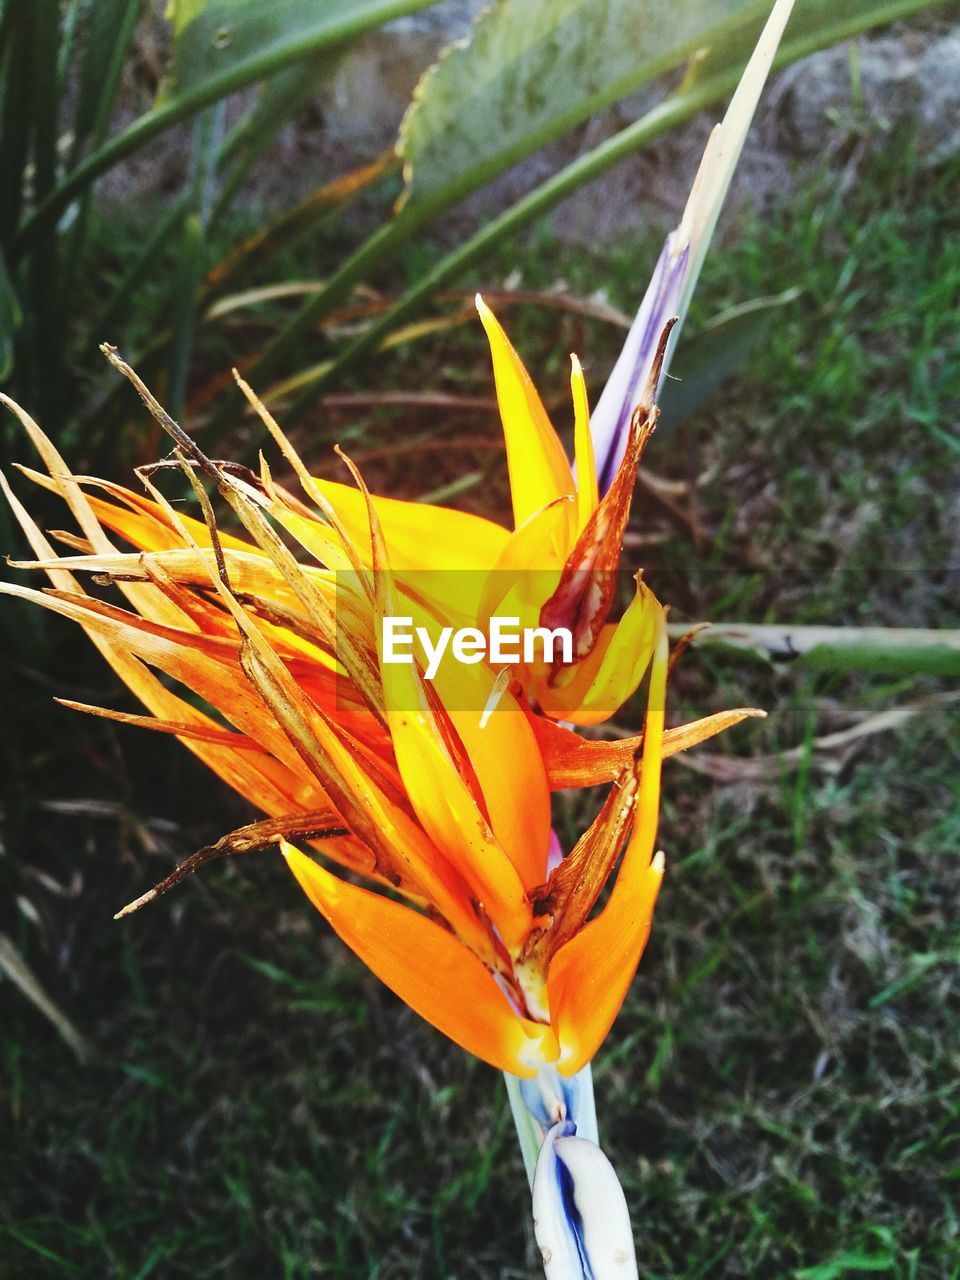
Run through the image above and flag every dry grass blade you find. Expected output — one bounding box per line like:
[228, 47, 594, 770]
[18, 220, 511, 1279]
[0, 933, 96, 1064]
[312, 391, 499, 414]
[680, 689, 960, 781]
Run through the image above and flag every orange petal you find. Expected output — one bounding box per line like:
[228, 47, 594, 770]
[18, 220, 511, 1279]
[529, 706, 766, 790]
[55, 699, 267, 752]
[9, 415, 236, 642]
[236, 614, 489, 953]
[440, 696, 552, 892]
[476, 296, 576, 531]
[19, 467, 252, 556]
[133, 459, 479, 934]
[0, 581, 321, 813]
[283, 844, 558, 1076]
[386, 580, 553, 890]
[378, 576, 553, 890]
[546, 623, 669, 1076]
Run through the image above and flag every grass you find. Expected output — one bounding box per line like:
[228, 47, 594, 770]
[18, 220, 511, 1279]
[1, 135, 959, 1278]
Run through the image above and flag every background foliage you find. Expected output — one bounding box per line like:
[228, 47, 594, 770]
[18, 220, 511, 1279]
[0, 0, 949, 438]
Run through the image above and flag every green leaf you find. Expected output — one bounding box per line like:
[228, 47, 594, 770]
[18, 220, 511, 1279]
[797, 1247, 897, 1279]
[398, 0, 763, 209]
[168, 103, 226, 418]
[210, 56, 341, 232]
[202, 154, 394, 307]
[280, 63, 767, 416]
[0, 249, 21, 381]
[868, 953, 947, 1009]
[61, 0, 143, 314]
[397, 0, 945, 213]
[70, 0, 142, 167]
[683, 624, 960, 677]
[90, 195, 190, 349]
[0, 2, 34, 244]
[166, 0, 438, 101]
[25, 0, 62, 419]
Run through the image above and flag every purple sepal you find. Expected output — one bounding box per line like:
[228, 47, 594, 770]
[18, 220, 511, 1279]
[591, 235, 690, 493]
[519, 1066, 582, 1133]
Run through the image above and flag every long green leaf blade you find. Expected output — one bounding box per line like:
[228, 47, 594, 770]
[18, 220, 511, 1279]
[398, 0, 763, 208]
[69, 0, 143, 169]
[12, 0, 440, 256]
[0, 250, 21, 381]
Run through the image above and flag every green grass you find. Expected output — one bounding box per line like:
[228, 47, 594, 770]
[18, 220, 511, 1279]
[1, 139, 958, 1278]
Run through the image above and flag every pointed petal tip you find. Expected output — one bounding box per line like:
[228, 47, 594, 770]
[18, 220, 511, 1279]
[280, 838, 314, 875]
[279, 836, 300, 863]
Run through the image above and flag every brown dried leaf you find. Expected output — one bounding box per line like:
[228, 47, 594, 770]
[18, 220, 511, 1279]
[114, 809, 350, 919]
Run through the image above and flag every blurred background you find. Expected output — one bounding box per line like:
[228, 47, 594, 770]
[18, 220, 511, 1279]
[1, 1, 958, 1276]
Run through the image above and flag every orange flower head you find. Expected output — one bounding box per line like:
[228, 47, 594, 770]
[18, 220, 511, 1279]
[0, 350, 759, 1076]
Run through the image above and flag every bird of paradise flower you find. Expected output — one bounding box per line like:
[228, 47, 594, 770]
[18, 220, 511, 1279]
[1, 337, 755, 1078]
[0, 1, 793, 1273]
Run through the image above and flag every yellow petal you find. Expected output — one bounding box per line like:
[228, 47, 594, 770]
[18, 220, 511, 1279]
[362, 471, 533, 945]
[476, 296, 576, 531]
[476, 497, 570, 633]
[310, 476, 509, 573]
[269, 506, 357, 573]
[570, 354, 598, 532]
[536, 581, 662, 726]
